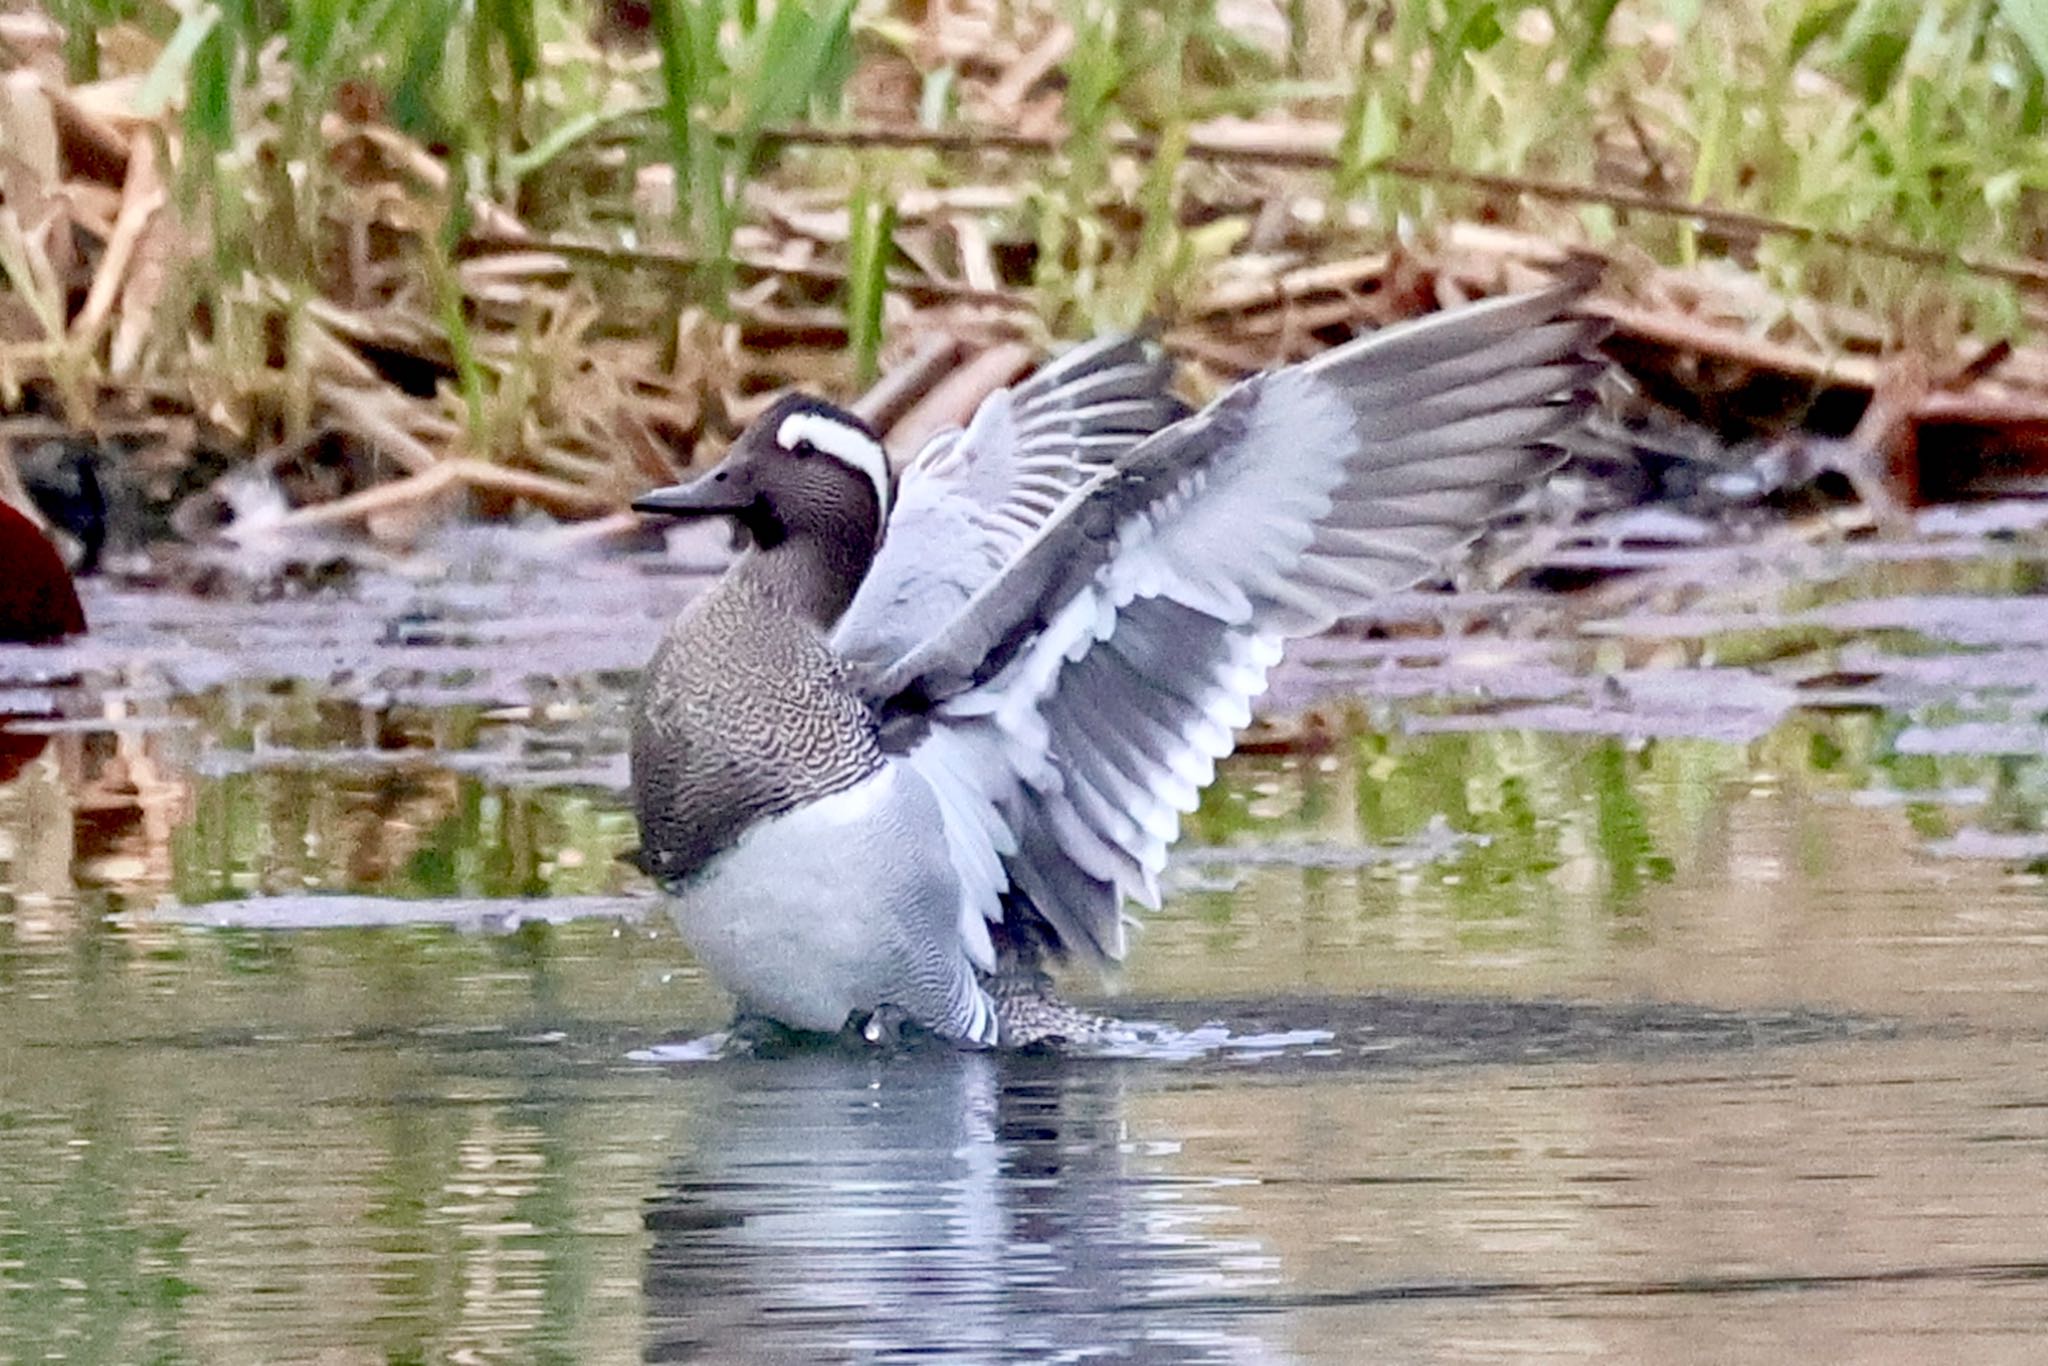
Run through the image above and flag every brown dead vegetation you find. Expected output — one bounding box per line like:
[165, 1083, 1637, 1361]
[4, 2, 2048, 551]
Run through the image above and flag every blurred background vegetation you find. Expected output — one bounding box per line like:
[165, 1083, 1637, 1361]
[4, 0, 2048, 496]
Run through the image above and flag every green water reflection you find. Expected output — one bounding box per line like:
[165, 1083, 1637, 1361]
[5, 535, 2048, 1361]
[5, 696, 2045, 1359]
[132, 708, 2048, 917]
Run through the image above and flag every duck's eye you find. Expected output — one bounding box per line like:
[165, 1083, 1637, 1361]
[790, 438, 818, 459]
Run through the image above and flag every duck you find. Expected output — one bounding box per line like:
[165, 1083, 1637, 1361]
[0, 499, 87, 645]
[629, 277, 1606, 1048]
[0, 497, 88, 784]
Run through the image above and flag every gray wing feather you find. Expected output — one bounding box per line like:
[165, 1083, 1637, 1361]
[833, 335, 1185, 676]
[833, 334, 1191, 968]
[873, 279, 1607, 965]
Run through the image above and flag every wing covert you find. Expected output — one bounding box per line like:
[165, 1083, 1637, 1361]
[831, 336, 1185, 677]
[866, 279, 1607, 968]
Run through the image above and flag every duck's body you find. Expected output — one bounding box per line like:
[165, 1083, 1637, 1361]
[631, 280, 1606, 1047]
[0, 501, 86, 644]
[634, 553, 998, 1039]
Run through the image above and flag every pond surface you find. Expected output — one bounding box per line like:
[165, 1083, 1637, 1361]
[4, 509, 2048, 1363]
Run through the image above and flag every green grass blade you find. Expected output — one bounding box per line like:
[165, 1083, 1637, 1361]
[50, 0, 103, 82]
[1999, 0, 2048, 76]
[482, 0, 539, 86]
[846, 179, 894, 385]
[185, 16, 237, 152]
[736, 0, 857, 143]
[507, 105, 651, 182]
[388, 0, 459, 133]
[137, 4, 224, 117]
[1569, 0, 1625, 77]
[649, 0, 701, 228]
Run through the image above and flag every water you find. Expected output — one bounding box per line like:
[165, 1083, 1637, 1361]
[4, 510, 2048, 1363]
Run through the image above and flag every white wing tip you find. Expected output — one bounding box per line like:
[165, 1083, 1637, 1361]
[960, 984, 1001, 1048]
[961, 904, 998, 972]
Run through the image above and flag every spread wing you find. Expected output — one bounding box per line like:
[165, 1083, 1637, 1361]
[839, 279, 1606, 969]
[832, 335, 1187, 677]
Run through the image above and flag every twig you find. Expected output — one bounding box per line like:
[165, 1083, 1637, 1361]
[1183, 294, 1389, 346]
[317, 382, 441, 475]
[69, 133, 162, 348]
[267, 458, 614, 534]
[854, 334, 965, 431]
[756, 122, 2048, 294]
[885, 343, 1036, 457]
[1915, 391, 2048, 425]
[1941, 339, 2014, 392]
[1595, 301, 1882, 389]
[42, 77, 131, 185]
[267, 461, 464, 533]
[987, 24, 1073, 111]
[465, 232, 1026, 309]
[1191, 253, 1390, 318]
[450, 459, 618, 516]
[336, 121, 531, 243]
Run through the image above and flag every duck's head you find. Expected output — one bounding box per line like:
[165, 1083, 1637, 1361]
[634, 394, 890, 556]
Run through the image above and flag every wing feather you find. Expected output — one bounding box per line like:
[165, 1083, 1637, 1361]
[834, 338, 1186, 678]
[875, 279, 1606, 967]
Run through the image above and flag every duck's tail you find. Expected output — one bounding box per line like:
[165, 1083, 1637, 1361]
[981, 963, 1122, 1048]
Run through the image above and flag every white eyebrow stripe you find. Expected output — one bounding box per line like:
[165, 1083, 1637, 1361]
[778, 411, 891, 519]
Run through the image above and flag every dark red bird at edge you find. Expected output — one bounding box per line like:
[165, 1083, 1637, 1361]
[0, 500, 85, 782]
[0, 499, 86, 644]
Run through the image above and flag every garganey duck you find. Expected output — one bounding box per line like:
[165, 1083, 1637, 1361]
[629, 279, 1605, 1047]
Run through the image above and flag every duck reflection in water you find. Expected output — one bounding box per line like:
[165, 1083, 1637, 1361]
[641, 1049, 1284, 1364]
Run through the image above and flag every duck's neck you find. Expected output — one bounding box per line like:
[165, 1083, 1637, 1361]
[733, 529, 875, 630]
